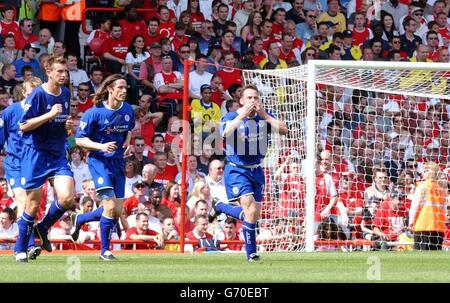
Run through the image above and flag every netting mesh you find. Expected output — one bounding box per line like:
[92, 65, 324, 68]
[242, 63, 450, 252]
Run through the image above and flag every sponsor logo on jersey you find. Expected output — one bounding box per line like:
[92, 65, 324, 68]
[79, 121, 87, 130]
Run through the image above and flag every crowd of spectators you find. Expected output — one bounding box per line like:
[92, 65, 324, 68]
[1, 0, 450, 252]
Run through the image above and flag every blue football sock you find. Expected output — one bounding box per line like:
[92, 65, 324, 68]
[216, 202, 245, 221]
[100, 215, 115, 255]
[38, 200, 66, 231]
[76, 206, 104, 226]
[27, 229, 36, 249]
[14, 213, 35, 254]
[242, 221, 257, 259]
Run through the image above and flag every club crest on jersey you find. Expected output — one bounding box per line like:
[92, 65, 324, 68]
[124, 115, 130, 122]
[47, 104, 52, 110]
[232, 186, 239, 194]
[20, 177, 26, 186]
[65, 102, 69, 109]
[98, 177, 104, 185]
[9, 178, 14, 186]
[23, 104, 31, 112]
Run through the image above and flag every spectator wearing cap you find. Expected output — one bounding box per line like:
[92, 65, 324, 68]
[12, 43, 40, 81]
[317, 0, 346, 33]
[188, 54, 213, 99]
[399, 4, 428, 38]
[341, 30, 362, 60]
[191, 83, 221, 137]
[372, 189, 408, 248]
[409, 162, 447, 250]
[139, 42, 163, 96]
[123, 180, 149, 217]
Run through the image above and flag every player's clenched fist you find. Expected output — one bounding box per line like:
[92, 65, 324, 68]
[49, 104, 63, 118]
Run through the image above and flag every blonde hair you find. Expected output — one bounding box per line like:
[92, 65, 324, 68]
[22, 76, 43, 98]
[424, 162, 440, 181]
[191, 178, 209, 200]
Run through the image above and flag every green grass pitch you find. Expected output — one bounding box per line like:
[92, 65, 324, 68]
[1, 252, 450, 282]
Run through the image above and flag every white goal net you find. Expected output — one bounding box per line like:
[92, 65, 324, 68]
[242, 60, 450, 252]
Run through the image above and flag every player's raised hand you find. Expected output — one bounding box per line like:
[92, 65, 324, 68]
[240, 102, 256, 118]
[49, 104, 63, 118]
[102, 141, 117, 153]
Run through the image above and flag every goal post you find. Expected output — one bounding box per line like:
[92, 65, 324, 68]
[242, 60, 450, 252]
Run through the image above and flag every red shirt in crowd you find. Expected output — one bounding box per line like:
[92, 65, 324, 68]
[216, 68, 242, 91]
[373, 200, 408, 241]
[102, 37, 129, 60]
[125, 227, 159, 249]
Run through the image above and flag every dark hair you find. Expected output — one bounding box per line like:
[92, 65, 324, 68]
[93, 74, 127, 106]
[2, 207, 16, 222]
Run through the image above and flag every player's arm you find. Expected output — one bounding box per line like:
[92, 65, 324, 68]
[20, 104, 62, 132]
[123, 131, 133, 157]
[258, 109, 288, 135]
[76, 137, 117, 153]
[222, 103, 254, 137]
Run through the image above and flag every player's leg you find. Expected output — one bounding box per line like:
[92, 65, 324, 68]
[35, 176, 74, 252]
[240, 194, 262, 262]
[14, 189, 42, 262]
[71, 205, 104, 241]
[98, 190, 120, 261]
[13, 187, 41, 259]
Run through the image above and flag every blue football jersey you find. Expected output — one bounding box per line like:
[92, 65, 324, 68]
[0, 100, 25, 159]
[20, 85, 71, 156]
[220, 111, 272, 166]
[76, 101, 135, 159]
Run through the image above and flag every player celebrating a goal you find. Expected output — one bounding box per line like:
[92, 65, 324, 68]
[209, 84, 288, 262]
